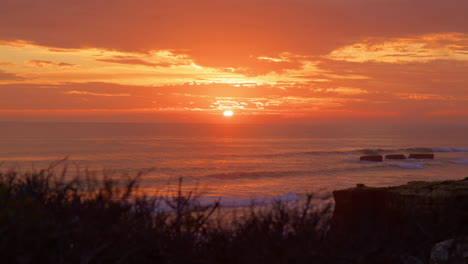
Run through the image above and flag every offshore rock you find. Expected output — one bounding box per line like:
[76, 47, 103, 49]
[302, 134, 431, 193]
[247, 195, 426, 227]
[385, 154, 407, 160]
[409, 153, 434, 159]
[360, 155, 383, 162]
[329, 178, 468, 262]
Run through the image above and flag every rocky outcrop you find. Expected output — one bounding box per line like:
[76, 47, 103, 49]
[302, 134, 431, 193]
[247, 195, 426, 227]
[360, 155, 383, 162]
[385, 154, 407, 159]
[329, 178, 468, 262]
[409, 153, 435, 159]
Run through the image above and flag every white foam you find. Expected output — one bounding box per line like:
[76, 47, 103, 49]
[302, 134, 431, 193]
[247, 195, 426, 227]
[150, 192, 300, 213]
[453, 148, 468, 152]
[432, 147, 468, 152]
[199, 192, 298, 207]
[396, 163, 424, 169]
[451, 158, 468, 165]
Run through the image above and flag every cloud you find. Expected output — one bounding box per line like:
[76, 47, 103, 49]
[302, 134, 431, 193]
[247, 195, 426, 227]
[231, 56, 305, 76]
[315, 58, 468, 96]
[95, 58, 184, 67]
[26, 60, 76, 68]
[65, 91, 131, 97]
[328, 33, 468, 63]
[0, 79, 467, 123]
[0, 83, 147, 110]
[0, 61, 14, 66]
[0, 79, 464, 117]
[0, 44, 239, 85]
[0, 82, 345, 111]
[1, 0, 467, 71]
[0, 70, 25, 81]
[427, 110, 468, 117]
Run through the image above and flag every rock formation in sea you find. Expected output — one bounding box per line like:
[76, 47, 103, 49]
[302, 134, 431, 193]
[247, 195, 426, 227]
[409, 153, 435, 159]
[359, 155, 383, 162]
[385, 154, 407, 160]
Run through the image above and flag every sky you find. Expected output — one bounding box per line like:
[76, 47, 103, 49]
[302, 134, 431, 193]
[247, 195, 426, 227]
[1, 0, 468, 124]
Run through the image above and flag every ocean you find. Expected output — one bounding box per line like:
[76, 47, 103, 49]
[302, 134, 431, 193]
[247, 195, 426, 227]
[1, 122, 468, 206]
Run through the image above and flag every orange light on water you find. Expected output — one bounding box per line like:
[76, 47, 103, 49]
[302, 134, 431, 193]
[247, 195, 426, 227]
[223, 110, 234, 117]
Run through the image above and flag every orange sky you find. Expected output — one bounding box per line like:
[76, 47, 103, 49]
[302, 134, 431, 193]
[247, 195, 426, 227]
[1, 0, 468, 123]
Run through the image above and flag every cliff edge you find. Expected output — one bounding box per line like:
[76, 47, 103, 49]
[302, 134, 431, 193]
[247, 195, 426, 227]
[328, 178, 468, 262]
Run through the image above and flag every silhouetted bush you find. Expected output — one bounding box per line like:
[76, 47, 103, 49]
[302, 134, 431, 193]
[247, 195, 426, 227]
[0, 164, 332, 264]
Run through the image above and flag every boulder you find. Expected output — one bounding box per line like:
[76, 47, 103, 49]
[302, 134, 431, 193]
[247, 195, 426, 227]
[385, 154, 407, 160]
[360, 155, 383, 162]
[430, 237, 468, 264]
[409, 153, 434, 159]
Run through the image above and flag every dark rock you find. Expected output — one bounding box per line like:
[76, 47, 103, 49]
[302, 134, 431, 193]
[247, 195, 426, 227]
[360, 155, 383, 162]
[399, 255, 424, 264]
[329, 179, 468, 260]
[385, 154, 407, 160]
[409, 153, 434, 159]
[430, 237, 468, 264]
[329, 186, 391, 244]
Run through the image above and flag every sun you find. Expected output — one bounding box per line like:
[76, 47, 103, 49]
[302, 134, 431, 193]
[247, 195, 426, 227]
[223, 110, 234, 117]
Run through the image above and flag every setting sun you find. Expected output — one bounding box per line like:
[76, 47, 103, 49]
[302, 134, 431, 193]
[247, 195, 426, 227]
[223, 110, 234, 117]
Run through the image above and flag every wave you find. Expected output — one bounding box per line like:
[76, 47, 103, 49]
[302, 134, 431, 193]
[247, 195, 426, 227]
[153, 193, 299, 211]
[356, 160, 428, 169]
[257, 147, 468, 158]
[394, 163, 424, 169]
[431, 147, 468, 152]
[451, 158, 468, 165]
[204, 161, 430, 181]
[210, 192, 298, 207]
[205, 170, 308, 180]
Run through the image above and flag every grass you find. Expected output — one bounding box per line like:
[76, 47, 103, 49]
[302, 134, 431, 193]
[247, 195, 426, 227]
[0, 164, 333, 264]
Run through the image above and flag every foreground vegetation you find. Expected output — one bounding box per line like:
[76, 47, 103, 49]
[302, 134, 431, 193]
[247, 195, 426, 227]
[1, 163, 467, 263]
[0, 164, 334, 264]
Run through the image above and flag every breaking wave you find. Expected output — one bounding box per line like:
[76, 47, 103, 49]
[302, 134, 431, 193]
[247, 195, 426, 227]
[211, 192, 298, 207]
[205, 170, 308, 180]
[153, 193, 299, 211]
[257, 147, 468, 158]
[395, 163, 424, 169]
[451, 158, 468, 165]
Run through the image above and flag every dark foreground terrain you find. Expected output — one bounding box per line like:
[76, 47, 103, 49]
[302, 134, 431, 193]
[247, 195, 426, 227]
[0, 164, 467, 263]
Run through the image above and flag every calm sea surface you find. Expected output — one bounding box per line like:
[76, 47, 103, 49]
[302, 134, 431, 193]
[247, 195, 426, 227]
[1, 122, 468, 205]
